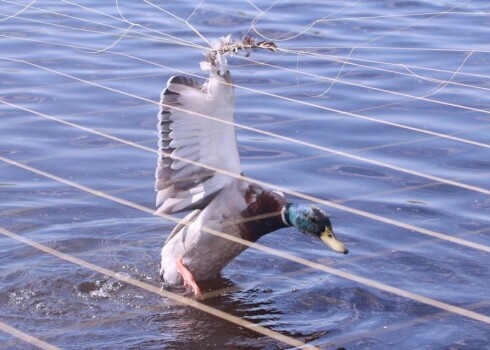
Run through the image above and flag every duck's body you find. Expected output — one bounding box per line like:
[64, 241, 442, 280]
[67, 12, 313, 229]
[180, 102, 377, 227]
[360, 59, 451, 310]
[160, 181, 287, 285]
[156, 40, 347, 298]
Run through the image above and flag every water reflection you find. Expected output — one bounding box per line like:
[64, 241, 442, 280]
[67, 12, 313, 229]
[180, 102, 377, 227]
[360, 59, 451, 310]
[153, 276, 283, 349]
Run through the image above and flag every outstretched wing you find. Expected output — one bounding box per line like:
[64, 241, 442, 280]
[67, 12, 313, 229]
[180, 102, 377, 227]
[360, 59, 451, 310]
[155, 71, 241, 214]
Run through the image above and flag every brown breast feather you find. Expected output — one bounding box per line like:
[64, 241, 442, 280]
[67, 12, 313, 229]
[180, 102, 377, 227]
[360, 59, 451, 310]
[240, 184, 288, 242]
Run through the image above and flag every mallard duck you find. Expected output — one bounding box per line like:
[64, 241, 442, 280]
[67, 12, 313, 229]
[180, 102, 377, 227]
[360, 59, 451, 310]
[155, 49, 348, 298]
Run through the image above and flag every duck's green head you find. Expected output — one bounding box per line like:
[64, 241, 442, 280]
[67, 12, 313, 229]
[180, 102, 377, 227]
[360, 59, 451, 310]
[282, 203, 348, 254]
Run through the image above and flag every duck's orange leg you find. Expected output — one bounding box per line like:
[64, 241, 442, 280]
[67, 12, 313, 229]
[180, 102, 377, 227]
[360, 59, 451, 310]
[176, 257, 202, 299]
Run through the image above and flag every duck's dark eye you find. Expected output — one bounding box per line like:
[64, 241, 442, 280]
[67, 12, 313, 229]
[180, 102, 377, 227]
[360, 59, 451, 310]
[328, 234, 333, 238]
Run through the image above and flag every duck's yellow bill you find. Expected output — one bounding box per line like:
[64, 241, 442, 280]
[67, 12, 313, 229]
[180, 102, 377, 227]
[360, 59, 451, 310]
[320, 228, 349, 254]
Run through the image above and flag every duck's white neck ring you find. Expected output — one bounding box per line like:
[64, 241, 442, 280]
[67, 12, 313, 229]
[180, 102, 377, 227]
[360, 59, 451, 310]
[280, 206, 291, 226]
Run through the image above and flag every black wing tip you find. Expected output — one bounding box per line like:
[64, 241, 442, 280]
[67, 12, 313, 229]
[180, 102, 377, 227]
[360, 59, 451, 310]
[161, 75, 202, 105]
[168, 76, 188, 85]
[166, 75, 201, 89]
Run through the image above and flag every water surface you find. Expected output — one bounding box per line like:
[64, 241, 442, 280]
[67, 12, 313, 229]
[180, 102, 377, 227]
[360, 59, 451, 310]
[1, 1, 489, 349]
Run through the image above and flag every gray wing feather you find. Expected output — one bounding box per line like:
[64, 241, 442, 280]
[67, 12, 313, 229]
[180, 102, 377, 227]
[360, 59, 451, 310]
[164, 209, 201, 244]
[155, 73, 241, 214]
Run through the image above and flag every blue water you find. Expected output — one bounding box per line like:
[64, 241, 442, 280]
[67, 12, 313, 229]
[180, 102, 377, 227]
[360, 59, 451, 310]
[1, 1, 489, 349]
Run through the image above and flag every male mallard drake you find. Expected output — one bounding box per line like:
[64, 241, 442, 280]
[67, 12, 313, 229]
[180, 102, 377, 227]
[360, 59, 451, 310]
[156, 49, 348, 298]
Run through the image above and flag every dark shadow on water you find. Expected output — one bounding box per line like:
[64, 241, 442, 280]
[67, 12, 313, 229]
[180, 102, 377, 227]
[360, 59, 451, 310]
[151, 275, 361, 350]
[150, 276, 284, 349]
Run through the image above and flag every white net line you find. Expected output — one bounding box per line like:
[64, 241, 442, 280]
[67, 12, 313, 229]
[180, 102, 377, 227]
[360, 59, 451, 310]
[1, 160, 490, 327]
[2, 97, 489, 253]
[0, 320, 61, 350]
[1, 53, 489, 196]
